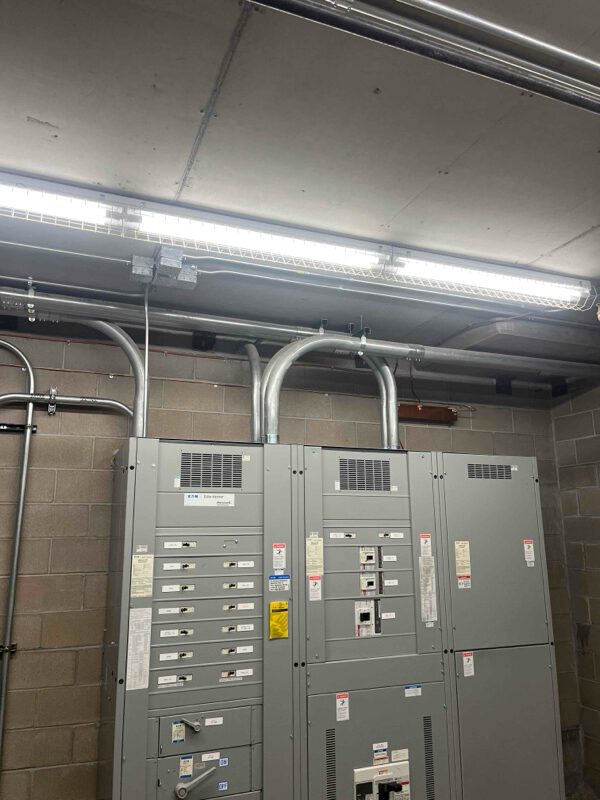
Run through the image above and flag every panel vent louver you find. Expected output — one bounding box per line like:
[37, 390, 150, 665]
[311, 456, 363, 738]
[467, 463, 512, 480]
[325, 728, 336, 800]
[423, 715, 435, 800]
[339, 458, 391, 492]
[179, 452, 243, 489]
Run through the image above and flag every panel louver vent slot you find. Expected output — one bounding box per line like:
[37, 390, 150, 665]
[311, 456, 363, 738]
[339, 458, 391, 492]
[179, 452, 243, 489]
[325, 728, 336, 800]
[423, 716, 435, 800]
[467, 463, 512, 480]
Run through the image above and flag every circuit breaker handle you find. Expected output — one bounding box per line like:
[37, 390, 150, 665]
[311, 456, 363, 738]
[180, 717, 202, 733]
[174, 766, 216, 798]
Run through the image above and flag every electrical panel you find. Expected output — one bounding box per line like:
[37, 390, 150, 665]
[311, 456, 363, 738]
[100, 441, 564, 800]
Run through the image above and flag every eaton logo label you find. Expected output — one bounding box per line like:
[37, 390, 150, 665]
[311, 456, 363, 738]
[218, 781, 228, 791]
[219, 758, 229, 767]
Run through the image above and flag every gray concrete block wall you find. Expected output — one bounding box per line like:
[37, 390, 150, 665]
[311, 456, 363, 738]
[0, 330, 576, 798]
[553, 388, 600, 795]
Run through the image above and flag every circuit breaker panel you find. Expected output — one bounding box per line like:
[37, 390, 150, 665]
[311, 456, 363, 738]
[302, 447, 451, 800]
[101, 441, 565, 800]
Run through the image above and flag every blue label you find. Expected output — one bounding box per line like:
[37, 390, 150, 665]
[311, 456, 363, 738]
[218, 781, 228, 791]
[219, 758, 229, 767]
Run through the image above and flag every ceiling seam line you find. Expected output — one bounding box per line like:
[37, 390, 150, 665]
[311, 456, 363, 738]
[174, 1, 253, 200]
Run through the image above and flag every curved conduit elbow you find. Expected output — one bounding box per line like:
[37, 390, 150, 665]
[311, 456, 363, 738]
[82, 320, 146, 437]
[261, 335, 396, 448]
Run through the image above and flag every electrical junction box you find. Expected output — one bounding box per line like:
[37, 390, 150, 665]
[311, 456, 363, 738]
[100, 442, 564, 800]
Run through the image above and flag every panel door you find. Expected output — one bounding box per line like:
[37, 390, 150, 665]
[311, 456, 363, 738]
[442, 453, 549, 650]
[455, 645, 562, 800]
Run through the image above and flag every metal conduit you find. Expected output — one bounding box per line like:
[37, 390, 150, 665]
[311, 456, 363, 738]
[82, 319, 146, 437]
[0, 393, 133, 416]
[244, 343, 263, 443]
[1, 285, 599, 390]
[252, 0, 600, 114]
[261, 333, 600, 441]
[377, 357, 400, 450]
[0, 340, 35, 761]
[361, 355, 388, 448]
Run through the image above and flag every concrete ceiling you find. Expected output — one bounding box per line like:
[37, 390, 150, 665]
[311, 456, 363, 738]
[0, 0, 599, 365]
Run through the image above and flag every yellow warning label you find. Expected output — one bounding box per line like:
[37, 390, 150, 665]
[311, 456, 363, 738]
[269, 601, 289, 640]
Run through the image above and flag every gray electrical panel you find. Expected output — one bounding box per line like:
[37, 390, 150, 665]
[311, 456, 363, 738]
[100, 441, 564, 800]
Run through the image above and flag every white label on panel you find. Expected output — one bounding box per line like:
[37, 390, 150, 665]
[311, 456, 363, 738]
[382, 554, 397, 562]
[160, 629, 179, 638]
[237, 602, 255, 610]
[392, 749, 409, 763]
[158, 675, 177, 685]
[164, 541, 196, 549]
[171, 721, 185, 744]
[404, 685, 422, 697]
[237, 623, 254, 632]
[162, 585, 180, 593]
[205, 717, 223, 727]
[237, 560, 255, 568]
[163, 563, 181, 571]
[381, 612, 396, 620]
[336, 692, 349, 721]
[269, 575, 290, 592]
[454, 541, 471, 575]
[334, 480, 341, 491]
[419, 556, 438, 624]
[308, 575, 322, 601]
[159, 608, 179, 615]
[420, 534, 432, 557]
[179, 755, 193, 778]
[237, 582, 254, 590]
[184, 493, 235, 507]
[237, 645, 254, 653]
[384, 579, 399, 587]
[173, 477, 181, 488]
[330, 532, 346, 539]
[457, 576, 472, 590]
[523, 539, 535, 567]
[236, 668, 253, 677]
[159, 652, 179, 662]
[273, 544, 287, 570]
[373, 742, 388, 751]
[306, 535, 324, 575]
[125, 607, 152, 691]
[202, 752, 220, 762]
[463, 651, 475, 677]
[389, 532, 404, 539]
[130, 555, 154, 598]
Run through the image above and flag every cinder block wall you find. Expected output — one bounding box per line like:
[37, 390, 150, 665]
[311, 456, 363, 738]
[552, 387, 600, 794]
[0, 331, 577, 798]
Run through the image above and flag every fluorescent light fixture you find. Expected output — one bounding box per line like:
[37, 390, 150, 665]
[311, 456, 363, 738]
[0, 174, 591, 310]
[392, 255, 590, 307]
[138, 210, 384, 271]
[0, 184, 112, 227]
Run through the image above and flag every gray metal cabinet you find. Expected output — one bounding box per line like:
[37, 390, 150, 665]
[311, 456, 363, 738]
[454, 646, 562, 800]
[440, 453, 549, 650]
[102, 442, 564, 800]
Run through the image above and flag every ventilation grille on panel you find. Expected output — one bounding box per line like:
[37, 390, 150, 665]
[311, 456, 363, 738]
[179, 452, 243, 489]
[423, 716, 435, 800]
[339, 458, 391, 492]
[325, 729, 336, 800]
[467, 463, 512, 480]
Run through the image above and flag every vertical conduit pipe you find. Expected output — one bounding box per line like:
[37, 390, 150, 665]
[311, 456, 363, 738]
[82, 320, 147, 437]
[244, 343, 263, 443]
[0, 340, 35, 761]
[369, 356, 399, 450]
[361, 355, 389, 449]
